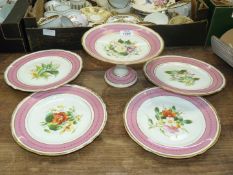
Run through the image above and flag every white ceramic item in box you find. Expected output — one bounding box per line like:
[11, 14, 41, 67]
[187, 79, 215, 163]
[60, 16, 74, 27]
[169, 15, 193, 24]
[80, 6, 111, 25]
[132, 0, 176, 14]
[107, 0, 131, 13]
[144, 12, 169, 25]
[95, 0, 109, 9]
[0, 0, 7, 7]
[38, 15, 62, 28]
[70, 0, 86, 9]
[168, 1, 191, 17]
[44, 0, 61, 11]
[106, 14, 141, 24]
[64, 9, 88, 26]
[44, 11, 61, 18]
[54, 4, 71, 13]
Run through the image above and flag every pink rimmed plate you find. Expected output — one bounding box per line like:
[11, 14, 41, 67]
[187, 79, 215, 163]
[124, 87, 220, 159]
[82, 23, 164, 65]
[4, 50, 83, 92]
[11, 85, 107, 156]
[144, 55, 226, 96]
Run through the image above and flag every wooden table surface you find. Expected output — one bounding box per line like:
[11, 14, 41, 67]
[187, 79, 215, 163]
[0, 47, 233, 175]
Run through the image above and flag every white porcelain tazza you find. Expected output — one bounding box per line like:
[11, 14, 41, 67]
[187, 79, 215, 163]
[82, 23, 164, 88]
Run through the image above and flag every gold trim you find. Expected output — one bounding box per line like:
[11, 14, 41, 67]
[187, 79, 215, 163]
[169, 16, 193, 25]
[80, 6, 112, 24]
[37, 15, 59, 26]
[105, 13, 142, 24]
[143, 55, 226, 96]
[81, 23, 164, 65]
[123, 87, 221, 159]
[10, 84, 108, 156]
[4, 49, 83, 92]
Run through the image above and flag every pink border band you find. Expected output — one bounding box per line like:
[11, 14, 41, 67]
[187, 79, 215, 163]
[85, 24, 162, 61]
[105, 67, 137, 84]
[6, 50, 82, 91]
[125, 88, 219, 156]
[145, 56, 225, 94]
[13, 86, 106, 153]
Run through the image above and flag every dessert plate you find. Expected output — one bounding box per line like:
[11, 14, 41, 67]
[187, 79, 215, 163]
[11, 85, 107, 156]
[4, 50, 83, 92]
[144, 55, 226, 96]
[124, 87, 220, 158]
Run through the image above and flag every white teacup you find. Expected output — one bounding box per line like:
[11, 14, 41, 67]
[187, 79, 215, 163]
[144, 12, 169, 25]
[38, 15, 61, 28]
[70, 0, 86, 10]
[44, 0, 61, 11]
[111, 5, 131, 13]
[64, 10, 88, 26]
[95, 0, 109, 9]
[108, 0, 130, 9]
[107, 0, 131, 13]
[60, 16, 74, 27]
[61, 0, 71, 5]
[54, 4, 71, 14]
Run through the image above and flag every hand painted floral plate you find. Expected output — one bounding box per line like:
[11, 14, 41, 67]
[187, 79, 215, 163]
[144, 55, 226, 96]
[11, 85, 107, 156]
[82, 23, 164, 65]
[132, 0, 175, 14]
[106, 14, 142, 24]
[4, 49, 83, 92]
[124, 87, 220, 158]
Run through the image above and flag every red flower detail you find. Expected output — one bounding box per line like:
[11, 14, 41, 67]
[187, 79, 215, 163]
[162, 109, 177, 117]
[52, 112, 68, 125]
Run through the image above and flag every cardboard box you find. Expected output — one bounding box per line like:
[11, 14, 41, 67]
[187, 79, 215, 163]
[24, 0, 91, 51]
[205, 0, 233, 45]
[0, 0, 30, 52]
[24, 0, 209, 51]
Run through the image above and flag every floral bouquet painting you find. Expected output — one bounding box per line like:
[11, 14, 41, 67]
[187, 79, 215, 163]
[148, 106, 192, 137]
[104, 39, 141, 57]
[41, 105, 82, 135]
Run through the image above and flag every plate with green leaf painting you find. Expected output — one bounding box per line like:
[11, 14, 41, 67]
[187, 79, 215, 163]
[4, 49, 83, 92]
[11, 85, 107, 156]
[124, 87, 220, 158]
[143, 55, 226, 96]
